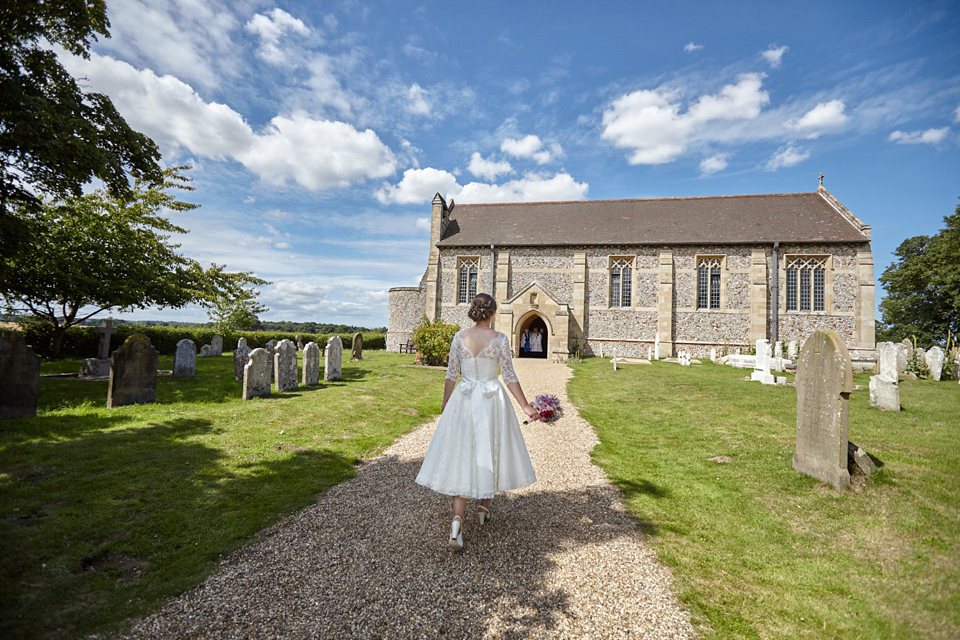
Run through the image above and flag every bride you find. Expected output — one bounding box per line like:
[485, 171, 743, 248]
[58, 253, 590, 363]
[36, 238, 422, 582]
[415, 293, 539, 551]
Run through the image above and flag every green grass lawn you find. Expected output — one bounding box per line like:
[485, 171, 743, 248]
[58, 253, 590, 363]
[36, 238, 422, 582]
[568, 358, 960, 639]
[0, 351, 445, 639]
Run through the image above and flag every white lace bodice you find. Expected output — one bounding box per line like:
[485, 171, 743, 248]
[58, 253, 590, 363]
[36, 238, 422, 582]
[445, 331, 519, 384]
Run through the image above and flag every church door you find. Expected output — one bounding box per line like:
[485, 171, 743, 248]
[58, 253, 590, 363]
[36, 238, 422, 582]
[518, 315, 548, 359]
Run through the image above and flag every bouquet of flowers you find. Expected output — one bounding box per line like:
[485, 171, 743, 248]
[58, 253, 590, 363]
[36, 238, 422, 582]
[529, 394, 563, 423]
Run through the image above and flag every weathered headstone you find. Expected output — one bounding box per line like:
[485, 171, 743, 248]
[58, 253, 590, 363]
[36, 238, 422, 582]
[710, 347, 717, 362]
[351, 332, 363, 362]
[296, 335, 304, 352]
[302, 341, 320, 386]
[82, 317, 117, 377]
[653, 335, 660, 360]
[793, 329, 853, 490]
[274, 339, 297, 391]
[678, 351, 691, 366]
[925, 346, 944, 381]
[211, 335, 223, 357]
[173, 339, 196, 377]
[773, 341, 784, 371]
[901, 338, 914, 359]
[199, 344, 212, 357]
[647, 346, 652, 360]
[787, 340, 798, 360]
[324, 336, 343, 381]
[242, 348, 271, 400]
[751, 339, 775, 384]
[869, 342, 900, 411]
[107, 333, 159, 409]
[0, 331, 41, 419]
[894, 342, 908, 374]
[233, 338, 251, 381]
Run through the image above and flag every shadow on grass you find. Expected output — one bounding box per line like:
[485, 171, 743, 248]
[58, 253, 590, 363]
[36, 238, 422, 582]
[0, 415, 356, 640]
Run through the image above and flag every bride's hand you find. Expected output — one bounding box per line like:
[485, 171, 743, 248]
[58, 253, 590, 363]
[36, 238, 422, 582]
[523, 405, 541, 422]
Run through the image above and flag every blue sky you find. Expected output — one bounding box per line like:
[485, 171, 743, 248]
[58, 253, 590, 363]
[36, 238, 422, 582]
[61, 0, 960, 327]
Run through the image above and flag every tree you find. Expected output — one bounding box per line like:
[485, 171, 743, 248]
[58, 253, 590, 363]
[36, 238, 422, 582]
[207, 282, 269, 332]
[0, 0, 162, 276]
[878, 202, 960, 346]
[1, 167, 269, 357]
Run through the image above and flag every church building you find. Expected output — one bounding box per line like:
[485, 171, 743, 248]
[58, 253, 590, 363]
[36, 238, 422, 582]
[388, 181, 876, 361]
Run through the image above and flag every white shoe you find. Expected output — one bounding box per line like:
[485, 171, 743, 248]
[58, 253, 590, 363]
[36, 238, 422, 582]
[477, 505, 492, 526]
[449, 516, 464, 551]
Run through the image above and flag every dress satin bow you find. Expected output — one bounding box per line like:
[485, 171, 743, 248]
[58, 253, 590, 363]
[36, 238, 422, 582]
[457, 376, 501, 474]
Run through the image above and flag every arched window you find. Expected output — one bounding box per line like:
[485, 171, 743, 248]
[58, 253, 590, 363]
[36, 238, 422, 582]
[609, 258, 633, 308]
[458, 258, 478, 304]
[697, 257, 723, 310]
[786, 257, 826, 312]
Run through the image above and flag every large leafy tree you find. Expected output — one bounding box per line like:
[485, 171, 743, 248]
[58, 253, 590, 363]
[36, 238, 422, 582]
[1, 168, 269, 357]
[0, 0, 162, 275]
[207, 281, 270, 332]
[878, 203, 960, 346]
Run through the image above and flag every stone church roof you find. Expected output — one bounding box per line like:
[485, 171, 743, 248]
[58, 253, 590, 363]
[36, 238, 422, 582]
[437, 189, 869, 247]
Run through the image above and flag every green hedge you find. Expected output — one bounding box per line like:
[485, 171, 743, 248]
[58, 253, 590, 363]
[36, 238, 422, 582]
[18, 324, 386, 359]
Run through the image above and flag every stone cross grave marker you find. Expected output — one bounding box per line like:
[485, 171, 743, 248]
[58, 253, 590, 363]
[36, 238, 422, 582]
[211, 335, 223, 357]
[302, 342, 320, 386]
[233, 338, 251, 381]
[82, 317, 117, 377]
[351, 332, 363, 361]
[325, 336, 343, 381]
[751, 339, 775, 384]
[108, 333, 159, 409]
[0, 330, 41, 419]
[97, 317, 117, 359]
[274, 339, 297, 391]
[869, 341, 900, 411]
[925, 346, 944, 381]
[243, 348, 271, 399]
[173, 339, 196, 377]
[793, 329, 853, 490]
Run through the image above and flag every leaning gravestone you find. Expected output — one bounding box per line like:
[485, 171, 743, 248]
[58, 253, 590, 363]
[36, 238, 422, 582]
[869, 341, 900, 411]
[274, 339, 297, 391]
[173, 339, 196, 377]
[302, 342, 320, 386]
[233, 338, 251, 381]
[211, 335, 223, 357]
[925, 346, 944, 381]
[351, 332, 363, 361]
[0, 331, 41, 419]
[793, 329, 853, 490]
[242, 348, 271, 400]
[324, 336, 343, 382]
[108, 334, 159, 409]
[81, 317, 117, 377]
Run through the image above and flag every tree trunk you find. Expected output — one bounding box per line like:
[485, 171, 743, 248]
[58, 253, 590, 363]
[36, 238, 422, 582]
[51, 326, 66, 359]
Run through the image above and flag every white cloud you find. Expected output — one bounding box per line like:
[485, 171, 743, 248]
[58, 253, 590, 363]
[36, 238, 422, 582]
[374, 168, 460, 205]
[888, 127, 950, 144]
[765, 144, 810, 170]
[468, 152, 513, 180]
[405, 83, 432, 115]
[245, 8, 311, 66]
[243, 195, 256, 204]
[304, 55, 355, 117]
[601, 73, 769, 164]
[684, 42, 704, 53]
[787, 100, 849, 138]
[500, 135, 561, 164]
[274, 242, 291, 249]
[954, 105, 960, 123]
[375, 169, 587, 205]
[699, 153, 728, 174]
[415, 217, 430, 231]
[61, 53, 396, 191]
[761, 45, 789, 68]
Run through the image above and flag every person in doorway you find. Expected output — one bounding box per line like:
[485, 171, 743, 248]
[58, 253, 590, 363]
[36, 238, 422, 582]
[531, 327, 543, 355]
[416, 293, 539, 551]
[522, 329, 531, 354]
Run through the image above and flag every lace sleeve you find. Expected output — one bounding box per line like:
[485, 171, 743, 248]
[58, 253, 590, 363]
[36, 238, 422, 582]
[445, 332, 462, 381]
[497, 333, 519, 384]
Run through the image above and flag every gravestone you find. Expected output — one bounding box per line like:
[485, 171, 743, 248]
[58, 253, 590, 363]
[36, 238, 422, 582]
[243, 348, 271, 399]
[351, 332, 363, 362]
[173, 339, 196, 377]
[914, 348, 926, 375]
[678, 351, 691, 366]
[925, 346, 944, 381]
[82, 317, 117, 377]
[274, 339, 297, 391]
[773, 341, 784, 371]
[0, 331, 41, 419]
[647, 346, 652, 360]
[107, 334, 159, 409]
[710, 347, 717, 362]
[793, 329, 853, 490]
[265, 339, 277, 379]
[324, 336, 343, 382]
[869, 342, 900, 411]
[873, 341, 892, 372]
[302, 342, 320, 386]
[199, 344, 212, 357]
[653, 335, 660, 360]
[233, 338, 251, 381]
[211, 335, 223, 357]
[787, 340, 798, 360]
[901, 338, 913, 359]
[751, 339, 775, 384]
[894, 342, 908, 374]
[296, 335, 304, 352]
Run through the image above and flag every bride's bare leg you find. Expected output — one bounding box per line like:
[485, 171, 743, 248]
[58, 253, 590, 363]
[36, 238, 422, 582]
[479, 498, 491, 509]
[452, 496, 466, 520]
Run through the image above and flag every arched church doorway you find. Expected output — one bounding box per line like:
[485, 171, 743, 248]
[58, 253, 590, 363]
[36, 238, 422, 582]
[517, 314, 548, 359]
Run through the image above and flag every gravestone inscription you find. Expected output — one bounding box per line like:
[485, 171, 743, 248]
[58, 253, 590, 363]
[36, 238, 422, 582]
[0, 331, 41, 419]
[108, 334, 159, 409]
[243, 348, 271, 400]
[793, 329, 853, 490]
[302, 342, 320, 386]
[173, 339, 196, 377]
[325, 336, 343, 382]
[274, 339, 297, 391]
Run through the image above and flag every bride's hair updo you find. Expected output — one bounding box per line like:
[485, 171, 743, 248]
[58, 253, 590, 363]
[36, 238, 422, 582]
[467, 293, 497, 322]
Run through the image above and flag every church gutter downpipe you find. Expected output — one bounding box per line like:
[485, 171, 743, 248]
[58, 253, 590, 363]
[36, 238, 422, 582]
[490, 244, 496, 300]
[772, 241, 780, 344]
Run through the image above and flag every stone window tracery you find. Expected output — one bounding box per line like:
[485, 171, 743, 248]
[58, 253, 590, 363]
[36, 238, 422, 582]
[609, 257, 633, 308]
[697, 257, 722, 310]
[786, 256, 826, 312]
[457, 258, 479, 304]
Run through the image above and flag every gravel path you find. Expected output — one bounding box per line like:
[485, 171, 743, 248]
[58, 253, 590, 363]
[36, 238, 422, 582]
[122, 359, 695, 639]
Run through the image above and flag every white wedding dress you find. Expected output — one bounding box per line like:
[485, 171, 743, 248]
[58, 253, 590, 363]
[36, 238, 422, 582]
[416, 330, 537, 499]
